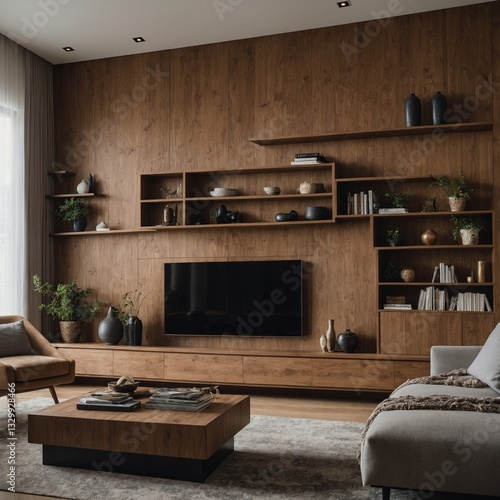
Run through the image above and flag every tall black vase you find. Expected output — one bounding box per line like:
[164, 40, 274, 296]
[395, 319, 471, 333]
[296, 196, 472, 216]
[405, 93, 421, 127]
[431, 91, 447, 125]
[127, 316, 143, 346]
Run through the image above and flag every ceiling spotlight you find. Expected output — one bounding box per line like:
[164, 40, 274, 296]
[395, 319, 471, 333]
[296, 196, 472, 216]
[133, 36, 146, 43]
[337, 1, 351, 7]
[62, 46, 74, 52]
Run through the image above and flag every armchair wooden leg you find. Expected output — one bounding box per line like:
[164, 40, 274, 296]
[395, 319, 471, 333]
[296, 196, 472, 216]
[48, 386, 59, 404]
[382, 487, 391, 500]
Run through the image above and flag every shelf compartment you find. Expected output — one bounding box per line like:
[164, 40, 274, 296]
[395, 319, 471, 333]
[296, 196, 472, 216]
[140, 172, 184, 201]
[249, 122, 493, 146]
[184, 197, 333, 225]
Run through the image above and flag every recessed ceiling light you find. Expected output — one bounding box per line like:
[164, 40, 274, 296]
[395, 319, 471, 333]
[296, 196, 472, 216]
[62, 46, 74, 52]
[133, 37, 146, 43]
[337, 1, 351, 7]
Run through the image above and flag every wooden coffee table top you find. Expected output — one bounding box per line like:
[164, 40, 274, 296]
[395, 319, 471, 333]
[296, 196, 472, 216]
[28, 393, 250, 460]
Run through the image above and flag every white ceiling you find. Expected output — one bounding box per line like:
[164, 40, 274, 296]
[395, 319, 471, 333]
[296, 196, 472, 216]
[0, 0, 495, 65]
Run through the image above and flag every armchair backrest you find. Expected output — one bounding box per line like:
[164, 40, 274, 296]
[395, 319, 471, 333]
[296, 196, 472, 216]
[0, 315, 63, 358]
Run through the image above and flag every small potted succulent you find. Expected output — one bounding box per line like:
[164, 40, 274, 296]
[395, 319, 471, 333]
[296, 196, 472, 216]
[56, 197, 90, 232]
[434, 174, 471, 212]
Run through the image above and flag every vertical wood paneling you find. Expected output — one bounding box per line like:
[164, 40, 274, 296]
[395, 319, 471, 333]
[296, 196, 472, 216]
[52, 4, 497, 354]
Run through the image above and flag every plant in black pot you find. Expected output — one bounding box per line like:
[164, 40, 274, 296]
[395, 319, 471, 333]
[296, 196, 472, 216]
[117, 284, 149, 346]
[56, 197, 90, 232]
[33, 275, 101, 342]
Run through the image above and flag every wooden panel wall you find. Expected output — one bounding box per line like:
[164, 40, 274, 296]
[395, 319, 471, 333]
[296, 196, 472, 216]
[52, 4, 498, 352]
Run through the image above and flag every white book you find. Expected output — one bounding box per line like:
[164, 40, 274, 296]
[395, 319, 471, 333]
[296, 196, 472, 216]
[368, 190, 374, 214]
[484, 295, 492, 312]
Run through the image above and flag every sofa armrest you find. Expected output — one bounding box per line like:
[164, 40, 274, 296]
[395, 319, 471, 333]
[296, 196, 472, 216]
[430, 345, 481, 375]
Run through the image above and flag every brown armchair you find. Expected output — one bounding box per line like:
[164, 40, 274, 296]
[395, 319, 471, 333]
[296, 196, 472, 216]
[0, 315, 75, 403]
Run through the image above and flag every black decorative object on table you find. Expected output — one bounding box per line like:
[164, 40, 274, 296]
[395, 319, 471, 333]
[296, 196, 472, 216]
[337, 328, 358, 353]
[431, 91, 447, 125]
[405, 93, 421, 127]
[127, 316, 143, 346]
[98, 307, 123, 345]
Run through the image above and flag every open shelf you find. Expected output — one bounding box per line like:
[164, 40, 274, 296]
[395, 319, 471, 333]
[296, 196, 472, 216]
[249, 122, 493, 146]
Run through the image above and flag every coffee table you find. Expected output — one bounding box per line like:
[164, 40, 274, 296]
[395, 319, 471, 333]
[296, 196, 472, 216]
[28, 393, 250, 482]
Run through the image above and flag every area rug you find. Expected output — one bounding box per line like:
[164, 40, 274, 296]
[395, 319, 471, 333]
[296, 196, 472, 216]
[0, 398, 442, 499]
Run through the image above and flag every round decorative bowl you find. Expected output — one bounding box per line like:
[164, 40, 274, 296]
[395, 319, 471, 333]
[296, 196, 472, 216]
[263, 186, 281, 195]
[305, 206, 329, 220]
[210, 188, 237, 197]
[108, 381, 140, 393]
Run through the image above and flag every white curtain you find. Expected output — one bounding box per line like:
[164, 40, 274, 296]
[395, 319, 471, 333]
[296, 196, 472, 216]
[0, 35, 25, 316]
[0, 34, 54, 328]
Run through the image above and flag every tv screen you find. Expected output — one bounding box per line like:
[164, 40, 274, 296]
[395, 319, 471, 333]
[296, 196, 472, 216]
[164, 260, 303, 337]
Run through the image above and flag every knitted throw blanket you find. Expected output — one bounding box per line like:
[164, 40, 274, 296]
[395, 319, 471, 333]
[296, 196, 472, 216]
[357, 370, 500, 463]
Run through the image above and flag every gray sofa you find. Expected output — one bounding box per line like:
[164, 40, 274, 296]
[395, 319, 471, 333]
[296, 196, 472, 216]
[360, 338, 500, 499]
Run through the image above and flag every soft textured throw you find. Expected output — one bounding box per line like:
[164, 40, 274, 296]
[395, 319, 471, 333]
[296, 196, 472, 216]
[357, 370, 500, 463]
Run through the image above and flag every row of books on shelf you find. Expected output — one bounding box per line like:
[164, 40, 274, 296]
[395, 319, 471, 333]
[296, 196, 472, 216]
[383, 291, 493, 312]
[417, 287, 492, 311]
[347, 190, 375, 215]
[431, 263, 457, 284]
[144, 386, 218, 412]
[290, 152, 329, 165]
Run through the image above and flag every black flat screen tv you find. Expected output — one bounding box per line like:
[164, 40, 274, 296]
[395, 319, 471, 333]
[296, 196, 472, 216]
[164, 260, 303, 337]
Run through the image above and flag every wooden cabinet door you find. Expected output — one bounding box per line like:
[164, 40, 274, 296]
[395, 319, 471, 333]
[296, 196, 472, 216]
[243, 356, 312, 387]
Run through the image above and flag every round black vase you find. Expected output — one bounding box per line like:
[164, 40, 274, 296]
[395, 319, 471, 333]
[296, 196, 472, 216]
[127, 316, 143, 346]
[72, 216, 87, 232]
[98, 307, 123, 345]
[337, 329, 359, 353]
[431, 91, 447, 125]
[405, 93, 421, 127]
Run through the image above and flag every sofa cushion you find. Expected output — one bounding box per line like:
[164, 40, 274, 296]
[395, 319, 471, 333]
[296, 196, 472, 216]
[468, 322, 500, 393]
[0, 320, 35, 357]
[0, 355, 71, 382]
[392, 383, 499, 399]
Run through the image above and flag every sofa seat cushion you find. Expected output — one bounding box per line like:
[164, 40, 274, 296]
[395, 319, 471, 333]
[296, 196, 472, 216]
[392, 383, 499, 399]
[361, 408, 500, 497]
[0, 355, 71, 383]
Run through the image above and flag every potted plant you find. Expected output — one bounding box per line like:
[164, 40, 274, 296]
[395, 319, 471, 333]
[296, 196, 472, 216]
[56, 197, 90, 232]
[383, 192, 414, 210]
[33, 275, 101, 342]
[386, 228, 402, 247]
[450, 216, 485, 245]
[117, 284, 149, 346]
[434, 174, 471, 212]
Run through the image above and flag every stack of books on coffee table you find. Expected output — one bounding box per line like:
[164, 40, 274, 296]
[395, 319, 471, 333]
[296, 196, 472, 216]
[145, 387, 216, 412]
[77, 391, 141, 411]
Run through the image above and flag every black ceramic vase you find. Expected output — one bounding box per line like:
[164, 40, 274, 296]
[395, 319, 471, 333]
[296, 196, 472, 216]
[98, 307, 123, 345]
[72, 216, 87, 232]
[405, 93, 421, 127]
[431, 91, 447, 125]
[127, 316, 143, 346]
[337, 328, 359, 353]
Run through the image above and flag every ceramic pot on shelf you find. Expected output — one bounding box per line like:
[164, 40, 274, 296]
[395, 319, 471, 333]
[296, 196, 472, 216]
[337, 329, 358, 353]
[127, 316, 143, 346]
[98, 307, 123, 345]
